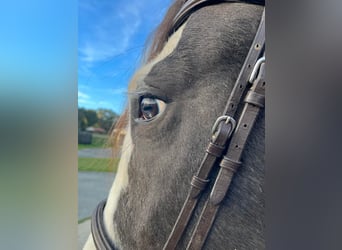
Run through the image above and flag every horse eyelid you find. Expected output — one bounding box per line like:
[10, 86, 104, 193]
[132, 89, 169, 103]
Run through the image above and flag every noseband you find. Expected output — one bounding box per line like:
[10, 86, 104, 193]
[91, 0, 265, 249]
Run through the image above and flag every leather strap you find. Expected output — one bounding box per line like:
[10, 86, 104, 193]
[91, 200, 116, 250]
[223, 9, 265, 116]
[170, 0, 240, 36]
[163, 117, 235, 250]
[187, 56, 265, 250]
[171, 0, 264, 36]
[164, 8, 265, 250]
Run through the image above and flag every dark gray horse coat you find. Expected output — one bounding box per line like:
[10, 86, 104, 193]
[85, 2, 264, 250]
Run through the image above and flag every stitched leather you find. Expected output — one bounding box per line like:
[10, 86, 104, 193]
[244, 90, 265, 107]
[219, 156, 241, 173]
[191, 176, 211, 190]
[187, 56, 265, 250]
[164, 120, 234, 249]
[206, 142, 225, 157]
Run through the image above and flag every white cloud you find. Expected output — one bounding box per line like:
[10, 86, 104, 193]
[78, 86, 127, 101]
[110, 88, 127, 95]
[78, 91, 95, 107]
[79, 99, 95, 105]
[79, 0, 144, 66]
[78, 91, 90, 99]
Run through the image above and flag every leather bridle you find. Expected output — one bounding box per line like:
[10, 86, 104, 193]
[91, 1, 265, 249]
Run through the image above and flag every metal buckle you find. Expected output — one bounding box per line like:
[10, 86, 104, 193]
[249, 56, 265, 83]
[211, 115, 236, 136]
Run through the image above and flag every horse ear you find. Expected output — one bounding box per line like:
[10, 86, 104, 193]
[110, 109, 128, 157]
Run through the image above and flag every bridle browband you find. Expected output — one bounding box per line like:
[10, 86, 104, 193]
[91, 0, 265, 249]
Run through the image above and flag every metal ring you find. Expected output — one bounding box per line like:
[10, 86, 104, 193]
[249, 56, 265, 83]
[211, 115, 236, 136]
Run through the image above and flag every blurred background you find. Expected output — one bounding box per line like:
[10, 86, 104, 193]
[1, 0, 342, 249]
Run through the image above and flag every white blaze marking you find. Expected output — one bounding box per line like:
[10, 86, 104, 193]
[104, 124, 133, 247]
[83, 22, 187, 250]
[82, 128, 133, 250]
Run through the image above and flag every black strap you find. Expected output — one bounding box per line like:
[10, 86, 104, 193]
[187, 56, 265, 249]
[170, 0, 264, 36]
[163, 117, 235, 250]
[91, 200, 116, 250]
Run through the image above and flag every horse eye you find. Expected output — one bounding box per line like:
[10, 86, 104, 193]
[139, 97, 166, 121]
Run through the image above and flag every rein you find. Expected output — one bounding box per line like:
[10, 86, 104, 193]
[91, 1, 265, 249]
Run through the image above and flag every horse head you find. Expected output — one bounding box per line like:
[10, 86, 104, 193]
[85, 1, 264, 249]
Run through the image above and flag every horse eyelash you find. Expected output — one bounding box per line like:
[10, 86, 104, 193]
[127, 91, 154, 98]
[128, 91, 168, 104]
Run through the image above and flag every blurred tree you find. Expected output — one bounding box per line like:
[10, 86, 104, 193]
[85, 109, 98, 126]
[96, 108, 119, 132]
[78, 108, 88, 131]
[78, 108, 119, 132]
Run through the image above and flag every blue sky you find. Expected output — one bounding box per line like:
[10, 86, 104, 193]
[78, 0, 173, 114]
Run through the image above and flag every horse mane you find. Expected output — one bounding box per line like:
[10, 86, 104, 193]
[111, 0, 265, 153]
[145, 0, 188, 62]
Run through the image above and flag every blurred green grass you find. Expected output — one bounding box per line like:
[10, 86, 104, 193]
[78, 133, 110, 150]
[78, 216, 91, 224]
[78, 158, 119, 172]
